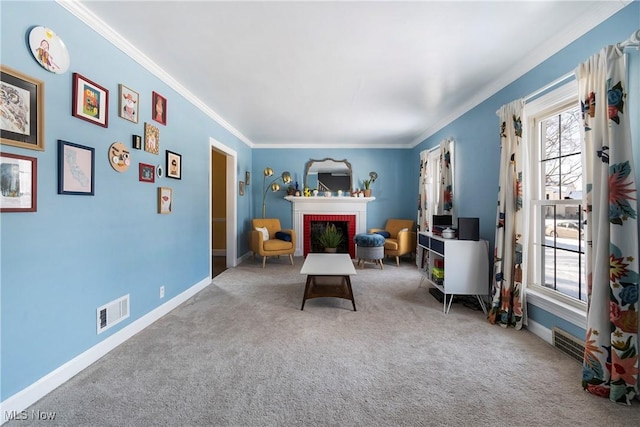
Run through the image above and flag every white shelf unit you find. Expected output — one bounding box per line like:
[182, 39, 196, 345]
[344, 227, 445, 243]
[418, 232, 490, 314]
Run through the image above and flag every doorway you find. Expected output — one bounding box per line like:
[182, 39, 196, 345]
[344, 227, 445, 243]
[210, 138, 237, 278]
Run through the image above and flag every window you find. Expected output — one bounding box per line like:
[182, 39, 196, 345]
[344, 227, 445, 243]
[527, 80, 587, 309]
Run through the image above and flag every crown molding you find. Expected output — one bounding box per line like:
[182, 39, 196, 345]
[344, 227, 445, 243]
[409, 0, 631, 148]
[255, 141, 415, 150]
[56, 0, 255, 149]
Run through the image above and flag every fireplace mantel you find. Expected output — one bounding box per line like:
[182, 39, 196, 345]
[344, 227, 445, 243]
[284, 196, 375, 257]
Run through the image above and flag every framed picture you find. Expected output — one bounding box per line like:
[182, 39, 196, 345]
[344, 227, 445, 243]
[158, 186, 172, 214]
[245, 171, 250, 185]
[166, 150, 182, 180]
[118, 84, 139, 123]
[239, 180, 245, 196]
[139, 163, 155, 183]
[132, 134, 142, 150]
[0, 66, 45, 151]
[152, 91, 167, 125]
[0, 152, 37, 212]
[58, 139, 95, 195]
[144, 122, 159, 154]
[72, 73, 109, 127]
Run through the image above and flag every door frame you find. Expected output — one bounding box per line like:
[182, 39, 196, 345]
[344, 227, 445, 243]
[210, 137, 237, 270]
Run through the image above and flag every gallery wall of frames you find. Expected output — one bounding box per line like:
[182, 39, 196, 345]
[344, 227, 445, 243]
[1, 26, 182, 215]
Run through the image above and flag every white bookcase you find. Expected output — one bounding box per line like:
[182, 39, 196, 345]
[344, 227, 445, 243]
[418, 232, 490, 314]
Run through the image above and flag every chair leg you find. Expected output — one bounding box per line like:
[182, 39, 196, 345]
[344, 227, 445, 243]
[289, 254, 294, 265]
[395, 256, 400, 267]
[262, 256, 267, 268]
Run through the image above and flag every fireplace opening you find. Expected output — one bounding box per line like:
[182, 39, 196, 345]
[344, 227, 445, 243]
[303, 214, 356, 258]
[310, 221, 349, 254]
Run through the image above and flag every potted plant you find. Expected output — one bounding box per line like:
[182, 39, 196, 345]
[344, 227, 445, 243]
[362, 171, 378, 197]
[317, 223, 344, 253]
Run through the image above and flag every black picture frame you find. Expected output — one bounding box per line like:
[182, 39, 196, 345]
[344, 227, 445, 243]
[58, 140, 95, 195]
[166, 150, 181, 180]
[132, 134, 142, 150]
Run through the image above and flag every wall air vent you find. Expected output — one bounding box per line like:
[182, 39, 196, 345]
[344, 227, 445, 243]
[552, 327, 584, 363]
[97, 294, 130, 334]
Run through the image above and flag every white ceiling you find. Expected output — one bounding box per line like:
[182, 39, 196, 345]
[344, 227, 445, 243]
[67, 1, 629, 148]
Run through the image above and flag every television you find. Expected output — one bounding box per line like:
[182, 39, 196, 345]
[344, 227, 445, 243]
[432, 215, 453, 227]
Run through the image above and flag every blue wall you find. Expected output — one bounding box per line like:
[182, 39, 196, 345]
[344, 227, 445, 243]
[0, 1, 256, 400]
[1, 0, 638, 405]
[412, 3, 640, 333]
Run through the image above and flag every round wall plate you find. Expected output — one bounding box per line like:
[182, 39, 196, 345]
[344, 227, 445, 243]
[28, 26, 70, 74]
[156, 165, 164, 177]
[108, 142, 130, 173]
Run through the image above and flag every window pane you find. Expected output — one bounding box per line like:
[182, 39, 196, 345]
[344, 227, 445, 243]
[544, 159, 560, 200]
[541, 116, 560, 159]
[559, 108, 581, 157]
[543, 246, 586, 302]
[541, 106, 581, 161]
[558, 154, 581, 199]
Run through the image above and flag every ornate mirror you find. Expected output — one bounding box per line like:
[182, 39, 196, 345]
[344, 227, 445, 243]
[304, 158, 352, 192]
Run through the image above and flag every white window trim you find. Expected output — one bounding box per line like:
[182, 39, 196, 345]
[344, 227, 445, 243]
[527, 288, 587, 329]
[524, 76, 587, 327]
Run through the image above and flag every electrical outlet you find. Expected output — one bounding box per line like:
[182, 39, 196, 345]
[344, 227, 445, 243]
[160, 286, 165, 298]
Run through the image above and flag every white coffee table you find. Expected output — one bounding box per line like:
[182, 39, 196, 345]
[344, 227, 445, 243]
[300, 253, 358, 311]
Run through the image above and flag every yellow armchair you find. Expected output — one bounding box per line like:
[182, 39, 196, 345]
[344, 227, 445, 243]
[370, 219, 416, 266]
[250, 218, 296, 268]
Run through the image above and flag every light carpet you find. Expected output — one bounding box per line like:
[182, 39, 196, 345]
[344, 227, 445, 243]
[10, 256, 640, 426]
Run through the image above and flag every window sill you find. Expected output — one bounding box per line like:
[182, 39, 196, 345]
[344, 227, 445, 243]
[526, 288, 587, 329]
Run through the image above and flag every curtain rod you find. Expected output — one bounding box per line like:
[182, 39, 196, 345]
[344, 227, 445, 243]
[523, 71, 574, 103]
[618, 29, 640, 49]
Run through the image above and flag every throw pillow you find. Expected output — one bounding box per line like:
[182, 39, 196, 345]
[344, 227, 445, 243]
[374, 231, 391, 238]
[255, 226, 269, 241]
[399, 228, 409, 232]
[275, 231, 292, 242]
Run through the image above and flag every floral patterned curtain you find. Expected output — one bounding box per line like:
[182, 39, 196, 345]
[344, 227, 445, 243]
[418, 139, 455, 236]
[439, 138, 454, 216]
[488, 99, 526, 329]
[418, 149, 429, 234]
[576, 45, 639, 405]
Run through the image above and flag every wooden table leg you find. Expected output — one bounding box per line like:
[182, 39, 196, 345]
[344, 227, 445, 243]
[301, 275, 313, 310]
[301, 274, 356, 311]
[345, 275, 356, 311]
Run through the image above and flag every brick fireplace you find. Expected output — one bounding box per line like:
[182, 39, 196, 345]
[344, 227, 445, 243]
[284, 195, 375, 258]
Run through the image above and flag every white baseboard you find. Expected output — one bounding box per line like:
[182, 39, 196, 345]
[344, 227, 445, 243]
[0, 276, 211, 424]
[235, 251, 253, 267]
[525, 318, 553, 345]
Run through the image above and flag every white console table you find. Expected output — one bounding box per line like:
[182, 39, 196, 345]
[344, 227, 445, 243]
[418, 232, 489, 314]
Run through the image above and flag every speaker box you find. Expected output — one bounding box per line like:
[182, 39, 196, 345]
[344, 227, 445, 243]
[457, 217, 479, 241]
